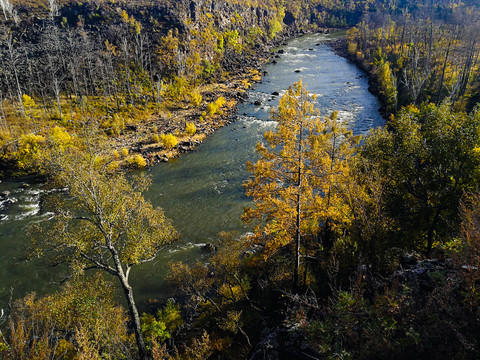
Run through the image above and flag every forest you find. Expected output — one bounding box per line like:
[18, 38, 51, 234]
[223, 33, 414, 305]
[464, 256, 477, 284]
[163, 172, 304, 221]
[0, 0, 480, 359]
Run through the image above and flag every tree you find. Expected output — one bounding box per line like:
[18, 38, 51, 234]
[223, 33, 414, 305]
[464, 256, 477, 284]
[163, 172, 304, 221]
[243, 81, 357, 290]
[2, 275, 133, 360]
[361, 103, 480, 254]
[29, 146, 177, 360]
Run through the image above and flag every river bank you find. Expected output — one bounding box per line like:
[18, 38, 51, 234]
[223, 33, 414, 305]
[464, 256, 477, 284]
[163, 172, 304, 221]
[104, 28, 337, 169]
[330, 37, 391, 118]
[0, 31, 384, 308]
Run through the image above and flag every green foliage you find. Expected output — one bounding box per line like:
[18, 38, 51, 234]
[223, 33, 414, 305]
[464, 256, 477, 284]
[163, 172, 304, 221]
[141, 300, 183, 346]
[361, 103, 480, 254]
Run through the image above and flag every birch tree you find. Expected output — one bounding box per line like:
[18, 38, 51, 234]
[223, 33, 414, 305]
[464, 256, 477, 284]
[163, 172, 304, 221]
[29, 147, 177, 360]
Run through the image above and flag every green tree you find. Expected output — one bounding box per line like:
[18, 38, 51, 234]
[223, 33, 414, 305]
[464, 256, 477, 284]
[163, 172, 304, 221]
[29, 148, 177, 360]
[361, 103, 480, 254]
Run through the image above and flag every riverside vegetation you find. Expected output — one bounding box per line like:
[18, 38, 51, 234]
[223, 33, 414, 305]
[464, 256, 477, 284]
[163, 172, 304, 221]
[1, 0, 480, 359]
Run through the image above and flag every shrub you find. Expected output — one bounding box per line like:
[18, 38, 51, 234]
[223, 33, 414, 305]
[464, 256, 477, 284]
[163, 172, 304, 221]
[161, 134, 178, 149]
[206, 97, 226, 116]
[49, 126, 72, 150]
[152, 134, 161, 143]
[207, 102, 217, 116]
[121, 148, 129, 157]
[190, 91, 203, 106]
[185, 122, 196, 136]
[129, 154, 147, 168]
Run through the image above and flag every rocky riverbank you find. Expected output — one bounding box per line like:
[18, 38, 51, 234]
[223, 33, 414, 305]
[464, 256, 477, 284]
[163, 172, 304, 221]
[112, 28, 334, 169]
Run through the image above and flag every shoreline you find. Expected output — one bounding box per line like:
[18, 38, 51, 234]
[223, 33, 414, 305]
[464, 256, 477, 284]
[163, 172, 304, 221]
[123, 27, 338, 169]
[0, 27, 339, 179]
[329, 37, 389, 118]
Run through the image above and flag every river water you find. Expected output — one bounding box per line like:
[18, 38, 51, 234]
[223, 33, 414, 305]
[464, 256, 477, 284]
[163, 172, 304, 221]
[0, 33, 383, 308]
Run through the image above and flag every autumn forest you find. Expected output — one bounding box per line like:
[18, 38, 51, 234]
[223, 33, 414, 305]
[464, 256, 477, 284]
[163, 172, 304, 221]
[0, 0, 480, 359]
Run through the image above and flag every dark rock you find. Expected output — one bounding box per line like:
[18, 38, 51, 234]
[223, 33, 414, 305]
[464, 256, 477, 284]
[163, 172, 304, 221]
[315, 43, 320, 46]
[401, 253, 419, 267]
[179, 140, 194, 147]
[294, 70, 301, 73]
[202, 243, 217, 254]
[308, 48, 314, 51]
[272, 60, 277, 64]
[277, 49, 284, 54]
[0, 191, 10, 198]
[275, 55, 281, 59]
[254, 100, 262, 106]
[272, 91, 280, 96]
[126, 124, 137, 132]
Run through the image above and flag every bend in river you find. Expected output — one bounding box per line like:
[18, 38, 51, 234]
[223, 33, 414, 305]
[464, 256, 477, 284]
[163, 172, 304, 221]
[0, 33, 384, 307]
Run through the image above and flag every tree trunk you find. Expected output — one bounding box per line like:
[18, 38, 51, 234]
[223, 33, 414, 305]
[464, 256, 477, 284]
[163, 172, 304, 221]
[121, 279, 149, 360]
[111, 249, 149, 360]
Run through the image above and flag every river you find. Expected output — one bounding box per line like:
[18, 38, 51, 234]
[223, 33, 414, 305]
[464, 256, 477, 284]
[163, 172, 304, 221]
[0, 32, 384, 308]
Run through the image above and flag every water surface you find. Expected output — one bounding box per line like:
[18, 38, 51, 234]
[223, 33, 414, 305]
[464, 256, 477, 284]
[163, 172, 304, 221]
[0, 33, 383, 307]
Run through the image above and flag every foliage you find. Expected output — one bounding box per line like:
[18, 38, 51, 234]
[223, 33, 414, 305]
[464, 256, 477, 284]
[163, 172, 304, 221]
[128, 154, 147, 168]
[28, 147, 177, 359]
[185, 122, 196, 136]
[360, 103, 480, 254]
[206, 97, 226, 116]
[161, 133, 178, 149]
[243, 81, 357, 289]
[152, 133, 161, 143]
[1, 275, 133, 360]
[190, 91, 203, 107]
[141, 300, 183, 345]
[15, 133, 45, 169]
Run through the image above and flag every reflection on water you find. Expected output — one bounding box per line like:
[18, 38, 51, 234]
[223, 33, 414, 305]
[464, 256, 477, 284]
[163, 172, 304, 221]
[0, 33, 384, 306]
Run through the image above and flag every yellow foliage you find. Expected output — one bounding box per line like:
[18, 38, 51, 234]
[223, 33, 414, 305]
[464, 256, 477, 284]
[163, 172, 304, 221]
[107, 160, 122, 172]
[16, 133, 45, 169]
[190, 91, 203, 106]
[206, 97, 226, 116]
[128, 154, 147, 168]
[161, 133, 178, 148]
[49, 126, 72, 150]
[121, 148, 129, 157]
[152, 134, 161, 143]
[185, 122, 196, 136]
[22, 94, 36, 109]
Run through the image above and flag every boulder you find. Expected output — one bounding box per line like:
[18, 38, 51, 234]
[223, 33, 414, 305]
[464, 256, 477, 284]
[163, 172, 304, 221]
[202, 243, 217, 254]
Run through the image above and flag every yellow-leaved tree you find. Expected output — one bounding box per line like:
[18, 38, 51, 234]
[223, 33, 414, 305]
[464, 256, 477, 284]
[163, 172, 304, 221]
[243, 81, 358, 290]
[29, 145, 177, 360]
